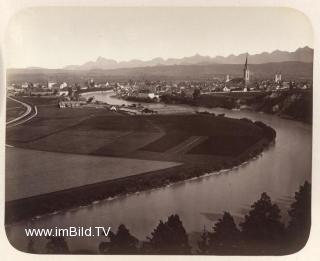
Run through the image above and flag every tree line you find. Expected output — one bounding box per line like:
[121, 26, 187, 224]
[39, 181, 310, 255]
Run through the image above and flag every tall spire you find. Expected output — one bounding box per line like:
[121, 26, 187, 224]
[243, 54, 250, 87]
[244, 54, 248, 70]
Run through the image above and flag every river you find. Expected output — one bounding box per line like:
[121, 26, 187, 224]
[6, 91, 312, 253]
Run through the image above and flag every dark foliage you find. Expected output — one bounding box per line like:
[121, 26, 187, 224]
[209, 212, 241, 253]
[193, 88, 201, 100]
[281, 94, 312, 124]
[95, 182, 311, 255]
[99, 224, 138, 254]
[240, 193, 285, 242]
[27, 239, 36, 254]
[287, 181, 311, 250]
[198, 212, 241, 254]
[146, 214, 191, 254]
[45, 236, 69, 254]
[254, 121, 276, 141]
[197, 228, 210, 254]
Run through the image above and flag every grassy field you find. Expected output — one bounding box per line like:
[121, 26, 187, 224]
[6, 99, 266, 159]
[6, 147, 181, 201]
[188, 135, 262, 156]
[16, 96, 59, 106]
[5, 96, 276, 222]
[6, 98, 27, 122]
[141, 131, 191, 152]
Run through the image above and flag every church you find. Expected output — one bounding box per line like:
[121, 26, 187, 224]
[243, 55, 250, 90]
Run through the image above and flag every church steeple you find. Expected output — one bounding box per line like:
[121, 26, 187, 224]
[244, 55, 248, 70]
[243, 54, 250, 87]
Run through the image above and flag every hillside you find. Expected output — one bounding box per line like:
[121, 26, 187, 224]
[7, 61, 313, 83]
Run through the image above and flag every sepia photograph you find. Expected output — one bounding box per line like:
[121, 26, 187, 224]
[3, 6, 313, 255]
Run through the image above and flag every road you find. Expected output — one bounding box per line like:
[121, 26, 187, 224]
[6, 96, 38, 129]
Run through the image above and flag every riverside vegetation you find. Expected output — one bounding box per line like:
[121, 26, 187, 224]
[36, 181, 311, 255]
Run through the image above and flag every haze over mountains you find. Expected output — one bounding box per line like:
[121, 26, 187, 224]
[7, 46, 313, 82]
[64, 46, 313, 71]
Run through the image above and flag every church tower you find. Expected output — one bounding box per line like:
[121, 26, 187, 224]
[226, 74, 230, 82]
[243, 55, 250, 86]
[275, 72, 282, 83]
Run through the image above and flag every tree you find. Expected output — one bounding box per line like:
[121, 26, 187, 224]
[147, 214, 190, 254]
[193, 88, 200, 100]
[197, 227, 210, 254]
[99, 224, 138, 254]
[240, 193, 285, 242]
[287, 181, 311, 248]
[68, 86, 75, 98]
[45, 236, 69, 254]
[208, 212, 241, 254]
[27, 238, 36, 253]
[75, 83, 81, 92]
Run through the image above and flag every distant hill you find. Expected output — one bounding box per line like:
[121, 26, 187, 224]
[62, 46, 313, 71]
[7, 61, 313, 83]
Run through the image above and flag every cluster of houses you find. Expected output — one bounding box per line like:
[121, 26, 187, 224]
[7, 72, 312, 98]
[112, 56, 312, 99]
[113, 73, 312, 103]
[6, 79, 113, 97]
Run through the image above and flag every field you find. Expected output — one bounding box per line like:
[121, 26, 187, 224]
[5, 96, 275, 222]
[6, 103, 265, 160]
[6, 147, 181, 201]
[6, 98, 27, 122]
[142, 131, 191, 152]
[188, 135, 262, 156]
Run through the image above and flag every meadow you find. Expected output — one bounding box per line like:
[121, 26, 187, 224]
[5, 97, 275, 222]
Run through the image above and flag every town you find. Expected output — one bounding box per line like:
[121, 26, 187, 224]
[7, 56, 312, 102]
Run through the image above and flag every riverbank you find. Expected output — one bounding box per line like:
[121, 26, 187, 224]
[80, 88, 312, 123]
[156, 90, 312, 124]
[5, 135, 272, 224]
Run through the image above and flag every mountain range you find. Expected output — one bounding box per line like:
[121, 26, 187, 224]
[64, 46, 313, 71]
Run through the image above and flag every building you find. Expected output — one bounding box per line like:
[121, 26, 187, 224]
[275, 73, 282, 83]
[59, 100, 86, 108]
[223, 86, 231, 92]
[243, 55, 250, 86]
[226, 74, 230, 83]
[110, 105, 117, 111]
[7, 84, 14, 91]
[48, 82, 56, 89]
[60, 82, 67, 89]
[21, 82, 29, 89]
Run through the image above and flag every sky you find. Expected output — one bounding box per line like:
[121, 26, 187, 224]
[4, 7, 313, 69]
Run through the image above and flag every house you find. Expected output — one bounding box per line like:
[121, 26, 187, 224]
[21, 82, 29, 89]
[223, 86, 231, 92]
[60, 82, 68, 89]
[110, 106, 117, 112]
[119, 107, 139, 115]
[7, 84, 14, 91]
[48, 82, 56, 89]
[31, 88, 54, 96]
